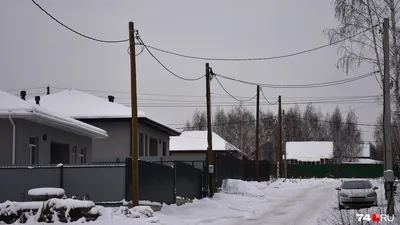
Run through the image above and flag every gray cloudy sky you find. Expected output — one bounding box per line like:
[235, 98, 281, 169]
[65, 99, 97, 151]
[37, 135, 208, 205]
[0, 0, 382, 142]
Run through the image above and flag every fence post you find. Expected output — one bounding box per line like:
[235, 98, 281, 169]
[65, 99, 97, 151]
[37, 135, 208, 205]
[125, 157, 132, 202]
[173, 161, 177, 204]
[60, 165, 64, 189]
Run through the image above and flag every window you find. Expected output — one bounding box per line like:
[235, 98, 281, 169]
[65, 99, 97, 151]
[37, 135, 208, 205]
[29, 137, 39, 164]
[342, 181, 372, 189]
[79, 148, 87, 164]
[139, 133, 144, 156]
[163, 141, 167, 156]
[72, 146, 77, 164]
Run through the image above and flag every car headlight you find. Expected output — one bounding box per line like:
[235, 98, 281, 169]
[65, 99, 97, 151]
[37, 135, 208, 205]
[367, 192, 377, 197]
[339, 193, 348, 197]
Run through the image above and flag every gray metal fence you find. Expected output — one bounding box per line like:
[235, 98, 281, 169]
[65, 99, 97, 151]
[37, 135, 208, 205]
[62, 164, 125, 202]
[0, 166, 60, 202]
[0, 164, 126, 203]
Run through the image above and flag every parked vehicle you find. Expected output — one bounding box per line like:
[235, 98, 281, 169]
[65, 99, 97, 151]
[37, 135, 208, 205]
[335, 179, 378, 210]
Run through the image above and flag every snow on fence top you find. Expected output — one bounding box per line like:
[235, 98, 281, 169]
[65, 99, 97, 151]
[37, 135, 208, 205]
[27, 89, 146, 119]
[170, 131, 242, 153]
[28, 188, 65, 196]
[0, 90, 108, 139]
[285, 141, 333, 162]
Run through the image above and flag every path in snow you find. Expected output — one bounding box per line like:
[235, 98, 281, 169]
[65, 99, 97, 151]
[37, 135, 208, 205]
[157, 179, 340, 225]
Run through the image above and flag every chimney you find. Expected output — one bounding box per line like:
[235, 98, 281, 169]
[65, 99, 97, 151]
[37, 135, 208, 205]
[35, 96, 40, 105]
[108, 95, 115, 102]
[20, 90, 26, 100]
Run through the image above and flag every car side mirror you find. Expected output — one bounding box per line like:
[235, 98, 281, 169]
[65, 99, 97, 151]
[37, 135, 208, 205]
[335, 187, 341, 191]
[373, 186, 378, 190]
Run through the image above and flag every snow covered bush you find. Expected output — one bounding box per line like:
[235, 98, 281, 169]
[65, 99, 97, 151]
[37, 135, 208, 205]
[37, 198, 97, 223]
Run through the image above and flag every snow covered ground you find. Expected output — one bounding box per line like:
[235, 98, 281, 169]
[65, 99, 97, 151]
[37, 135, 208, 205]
[10, 178, 400, 225]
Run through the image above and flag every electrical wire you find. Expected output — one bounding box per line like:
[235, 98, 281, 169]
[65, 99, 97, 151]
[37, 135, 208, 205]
[4, 87, 47, 92]
[260, 88, 278, 105]
[136, 36, 205, 81]
[49, 86, 383, 100]
[31, 0, 129, 43]
[127, 44, 145, 56]
[122, 100, 379, 108]
[214, 75, 257, 102]
[142, 25, 378, 61]
[214, 71, 379, 88]
[168, 116, 382, 130]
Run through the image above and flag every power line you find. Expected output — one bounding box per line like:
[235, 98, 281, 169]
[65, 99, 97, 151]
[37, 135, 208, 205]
[169, 116, 381, 130]
[123, 99, 379, 108]
[117, 96, 381, 104]
[31, 0, 129, 43]
[136, 36, 205, 81]
[4, 87, 47, 92]
[142, 25, 378, 61]
[214, 75, 257, 102]
[48, 86, 382, 100]
[260, 88, 278, 105]
[214, 71, 379, 88]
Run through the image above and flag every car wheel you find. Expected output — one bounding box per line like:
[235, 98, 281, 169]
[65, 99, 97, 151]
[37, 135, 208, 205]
[339, 204, 344, 210]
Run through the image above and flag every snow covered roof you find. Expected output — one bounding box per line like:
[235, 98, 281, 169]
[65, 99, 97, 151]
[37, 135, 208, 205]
[285, 141, 333, 161]
[170, 131, 242, 152]
[0, 90, 108, 139]
[343, 158, 382, 164]
[27, 89, 145, 119]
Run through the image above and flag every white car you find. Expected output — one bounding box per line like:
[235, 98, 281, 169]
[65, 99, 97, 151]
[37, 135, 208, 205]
[336, 179, 378, 210]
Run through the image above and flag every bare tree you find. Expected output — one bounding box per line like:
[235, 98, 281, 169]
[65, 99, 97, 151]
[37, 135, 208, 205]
[225, 104, 256, 158]
[260, 110, 278, 161]
[284, 104, 303, 142]
[330, 107, 345, 162]
[191, 108, 207, 131]
[342, 110, 363, 160]
[213, 107, 228, 138]
[326, 0, 400, 138]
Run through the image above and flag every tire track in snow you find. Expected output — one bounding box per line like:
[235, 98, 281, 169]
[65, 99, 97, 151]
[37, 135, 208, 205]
[226, 181, 339, 225]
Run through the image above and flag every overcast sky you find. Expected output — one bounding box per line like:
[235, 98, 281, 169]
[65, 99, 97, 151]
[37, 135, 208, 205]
[0, 0, 382, 142]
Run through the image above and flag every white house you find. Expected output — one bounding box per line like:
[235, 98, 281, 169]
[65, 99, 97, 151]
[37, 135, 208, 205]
[0, 90, 108, 165]
[285, 141, 334, 164]
[26, 89, 180, 162]
[169, 131, 247, 159]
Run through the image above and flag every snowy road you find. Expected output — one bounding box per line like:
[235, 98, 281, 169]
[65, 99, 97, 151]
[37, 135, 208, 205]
[157, 179, 341, 225]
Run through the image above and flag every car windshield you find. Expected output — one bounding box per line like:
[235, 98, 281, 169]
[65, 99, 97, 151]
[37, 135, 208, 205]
[342, 181, 372, 189]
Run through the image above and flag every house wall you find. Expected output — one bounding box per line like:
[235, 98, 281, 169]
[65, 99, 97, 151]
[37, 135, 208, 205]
[0, 119, 13, 165]
[16, 119, 92, 165]
[81, 120, 171, 162]
[0, 118, 92, 165]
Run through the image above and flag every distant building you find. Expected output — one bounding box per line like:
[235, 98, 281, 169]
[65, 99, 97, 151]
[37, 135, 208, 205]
[0, 90, 108, 165]
[27, 89, 180, 162]
[285, 141, 334, 164]
[169, 131, 247, 159]
[343, 144, 383, 164]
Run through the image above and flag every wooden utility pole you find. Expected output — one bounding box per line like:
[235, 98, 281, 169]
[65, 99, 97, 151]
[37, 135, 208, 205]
[255, 85, 260, 181]
[206, 63, 214, 197]
[383, 17, 394, 216]
[283, 110, 287, 179]
[129, 22, 139, 207]
[277, 95, 282, 178]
